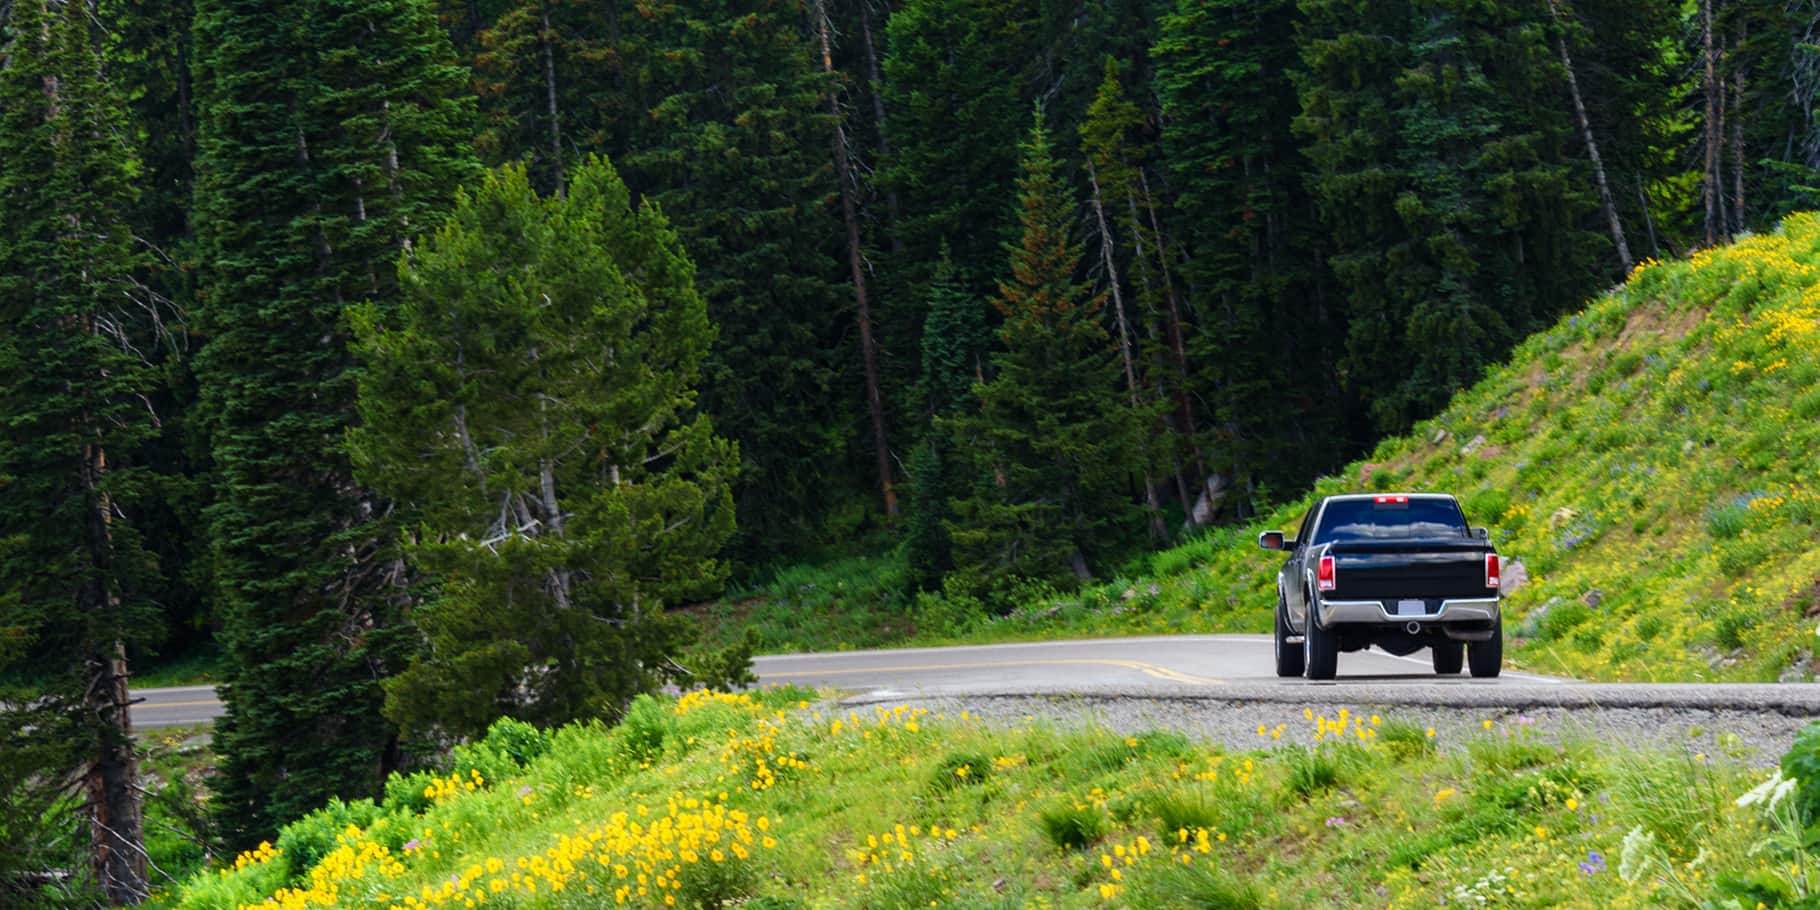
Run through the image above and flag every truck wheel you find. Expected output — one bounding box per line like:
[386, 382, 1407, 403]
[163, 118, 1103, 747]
[1468, 618, 1503, 678]
[1274, 593, 1305, 678]
[1303, 594, 1338, 680]
[1431, 641, 1463, 675]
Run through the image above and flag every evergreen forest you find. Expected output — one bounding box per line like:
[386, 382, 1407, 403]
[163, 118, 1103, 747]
[3, 0, 1819, 902]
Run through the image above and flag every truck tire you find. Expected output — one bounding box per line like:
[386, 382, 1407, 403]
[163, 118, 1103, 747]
[1275, 593, 1305, 678]
[1431, 641, 1463, 675]
[1303, 593, 1338, 680]
[1468, 618, 1503, 678]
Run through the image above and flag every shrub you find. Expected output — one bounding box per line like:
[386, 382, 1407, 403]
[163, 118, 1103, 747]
[1150, 787, 1222, 835]
[1123, 860, 1263, 910]
[928, 751, 992, 792]
[1713, 606, 1759, 650]
[912, 587, 986, 639]
[1284, 747, 1341, 799]
[1707, 503, 1748, 540]
[1036, 802, 1106, 850]
[618, 694, 671, 765]
[1715, 540, 1768, 577]
[273, 798, 382, 882]
[382, 770, 436, 815]
[1781, 720, 1820, 828]
[1378, 721, 1436, 761]
[1538, 601, 1593, 640]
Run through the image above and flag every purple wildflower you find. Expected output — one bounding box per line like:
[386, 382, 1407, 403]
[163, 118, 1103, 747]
[1578, 851, 1606, 876]
[403, 839, 421, 852]
[1324, 816, 1346, 828]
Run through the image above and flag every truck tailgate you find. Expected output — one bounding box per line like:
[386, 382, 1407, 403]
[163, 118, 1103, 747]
[1326, 539, 1493, 600]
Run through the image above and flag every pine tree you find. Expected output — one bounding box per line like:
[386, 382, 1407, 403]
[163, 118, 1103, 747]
[1080, 57, 1196, 525]
[0, 0, 160, 900]
[1296, 0, 1603, 433]
[1155, 0, 1348, 508]
[458, 0, 600, 193]
[191, 0, 480, 845]
[879, 0, 1039, 296]
[99, 0, 213, 678]
[611, 0, 852, 559]
[905, 251, 991, 588]
[947, 113, 1148, 595]
[349, 159, 736, 739]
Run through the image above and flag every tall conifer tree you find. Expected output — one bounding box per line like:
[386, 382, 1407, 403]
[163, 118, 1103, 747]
[0, 0, 160, 900]
[190, 0, 480, 844]
[611, 0, 851, 557]
[1155, 0, 1348, 506]
[905, 251, 991, 588]
[947, 114, 1148, 594]
[1296, 0, 1602, 432]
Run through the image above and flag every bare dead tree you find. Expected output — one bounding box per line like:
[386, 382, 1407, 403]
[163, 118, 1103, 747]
[1703, 0, 1723, 246]
[1086, 161, 1166, 542]
[1546, 0, 1632, 270]
[816, 0, 897, 516]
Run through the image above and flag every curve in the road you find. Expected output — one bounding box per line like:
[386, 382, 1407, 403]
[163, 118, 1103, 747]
[128, 634, 1820, 730]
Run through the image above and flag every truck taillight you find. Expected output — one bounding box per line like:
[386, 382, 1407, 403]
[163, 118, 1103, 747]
[1317, 555, 1336, 592]
[1486, 553, 1501, 589]
[1373, 495, 1408, 504]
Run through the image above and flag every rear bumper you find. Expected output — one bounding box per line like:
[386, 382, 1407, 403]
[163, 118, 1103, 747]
[1316, 596, 1500, 627]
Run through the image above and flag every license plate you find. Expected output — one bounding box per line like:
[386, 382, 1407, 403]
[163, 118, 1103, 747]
[1395, 599, 1427, 616]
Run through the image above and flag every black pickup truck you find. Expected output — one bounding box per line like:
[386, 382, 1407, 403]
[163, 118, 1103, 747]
[1257, 493, 1502, 680]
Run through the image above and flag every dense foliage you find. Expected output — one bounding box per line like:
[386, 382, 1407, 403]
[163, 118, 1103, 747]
[10, 0, 1820, 894]
[349, 159, 737, 740]
[188, 0, 482, 848]
[0, 0, 160, 902]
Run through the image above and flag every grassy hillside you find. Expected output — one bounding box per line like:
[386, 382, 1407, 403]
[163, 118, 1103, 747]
[1180, 213, 1820, 682]
[708, 214, 1820, 683]
[162, 688, 1820, 910]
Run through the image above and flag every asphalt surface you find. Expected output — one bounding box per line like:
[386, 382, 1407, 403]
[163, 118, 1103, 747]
[131, 634, 1820, 731]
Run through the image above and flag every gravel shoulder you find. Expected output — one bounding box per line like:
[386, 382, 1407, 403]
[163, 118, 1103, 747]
[834, 683, 1820, 767]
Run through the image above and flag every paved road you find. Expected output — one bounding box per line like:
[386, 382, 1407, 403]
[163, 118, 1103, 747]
[135, 685, 226, 729]
[133, 634, 1820, 731]
[749, 633, 1563, 695]
[132, 635, 1563, 729]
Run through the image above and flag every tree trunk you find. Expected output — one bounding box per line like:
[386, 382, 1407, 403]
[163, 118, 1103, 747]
[816, 0, 896, 517]
[1134, 168, 1204, 515]
[85, 641, 147, 906]
[1087, 162, 1165, 542]
[1546, 0, 1631, 270]
[79, 435, 148, 905]
[1702, 0, 1721, 247]
[1731, 22, 1747, 235]
[1637, 178, 1660, 256]
[539, 0, 566, 195]
[858, 1, 903, 253]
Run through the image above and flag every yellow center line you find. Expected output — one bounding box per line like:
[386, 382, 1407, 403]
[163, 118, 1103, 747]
[763, 658, 1225, 686]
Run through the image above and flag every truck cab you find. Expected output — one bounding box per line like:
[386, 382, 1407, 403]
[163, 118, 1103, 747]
[1257, 493, 1502, 680]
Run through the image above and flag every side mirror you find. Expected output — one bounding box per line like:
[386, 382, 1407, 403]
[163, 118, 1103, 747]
[1258, 530, 1287, 551]
[1471, 526, 1490, 540]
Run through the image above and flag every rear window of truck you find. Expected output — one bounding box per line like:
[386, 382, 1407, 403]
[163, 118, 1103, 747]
[1314, 498, 1467, 543]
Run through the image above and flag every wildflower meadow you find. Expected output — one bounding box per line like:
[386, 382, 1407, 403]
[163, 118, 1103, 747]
[161, 687, 1820, 909]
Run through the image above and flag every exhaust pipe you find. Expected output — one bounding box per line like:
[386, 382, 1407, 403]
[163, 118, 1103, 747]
[1405, 621, 1422, 635]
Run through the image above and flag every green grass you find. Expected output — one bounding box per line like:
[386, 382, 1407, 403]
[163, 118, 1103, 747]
[155, 690, 1820, 909]
[702, 215, 1820, 683]
[139, 725, 218, 890]
[134, 644, 226, 689]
